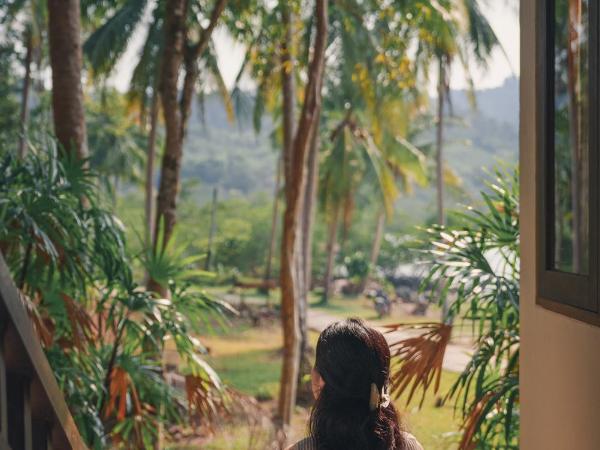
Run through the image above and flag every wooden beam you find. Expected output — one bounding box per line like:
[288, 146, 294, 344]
[0, 254, 86, 449]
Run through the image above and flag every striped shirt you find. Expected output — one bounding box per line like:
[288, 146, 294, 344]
[291, 432, 424, 450]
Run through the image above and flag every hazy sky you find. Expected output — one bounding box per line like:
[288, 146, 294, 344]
[112, 1, 519, 93]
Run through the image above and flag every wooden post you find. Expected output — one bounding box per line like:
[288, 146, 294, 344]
[205, 187, 218, 271]
[0, 328, 7, 446]
[24, 379, 32, 450]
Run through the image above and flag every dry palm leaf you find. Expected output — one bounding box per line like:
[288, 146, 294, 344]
[386, 322, 452, 407]
[459, 391, 495, 450]
[62, 293, 97, 350]
[104, 366, 142, 421]
[185, 374, 228, 427]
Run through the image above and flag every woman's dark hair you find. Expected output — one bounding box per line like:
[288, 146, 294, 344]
[309, 318, 404, 450]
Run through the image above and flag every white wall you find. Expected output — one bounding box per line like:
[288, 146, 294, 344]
[520, 1, 600, 448]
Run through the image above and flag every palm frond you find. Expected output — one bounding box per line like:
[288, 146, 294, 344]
[83, 0, 148, 76]
[386, 322, 452, 407]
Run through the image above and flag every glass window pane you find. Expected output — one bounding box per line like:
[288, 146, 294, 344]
[553, 0, 589, 274]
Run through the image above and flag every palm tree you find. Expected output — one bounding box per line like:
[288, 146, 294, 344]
[47, 0, 87, 159]
[84, 0, 163, 244]
[83, 0, 231, 254]
[367, 128, 430, 279]
[319, 110, 427, 302]
[86, 91, 147, 197]
[408, 0, 502, 226]
[392, 0, 502, 320]
[315, 0, 429, 302]
[277, 0, 328, 426]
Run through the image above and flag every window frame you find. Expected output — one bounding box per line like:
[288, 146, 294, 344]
[536, 0, 600, 326]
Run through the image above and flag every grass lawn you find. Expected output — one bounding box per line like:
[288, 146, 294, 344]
[199, 324, 463, 450]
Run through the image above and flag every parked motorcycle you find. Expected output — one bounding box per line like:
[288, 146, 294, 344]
[366, 288, 392, 318]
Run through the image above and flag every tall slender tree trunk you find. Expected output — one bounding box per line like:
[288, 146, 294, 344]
[18, 31, 33, 159]
[153, 0, 227, 255]
[154, 0, 186, 257]
[322, 206, 340, 304]
[145, 91, 159, 248]
[281, 8, 296, 183]
[264, 154, 283, 294]
[148, 7, 189, 445]
[278, 1, 299, 426]
[436, 58, 450, 322]
[205, 187, 218, 271]
[294, 174, 308, 395]
[296, 117, 320, 403]
[47, 0, 88, 160]
[359, 208, 386, 293]
[302, 109, 321, 295]
[435, 58, 446, 228]
[278, 0, 328, 427]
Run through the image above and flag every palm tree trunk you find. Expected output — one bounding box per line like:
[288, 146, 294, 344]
[47, 0, 88, 160]
[18, 30, 33, 159]
[278, 1, 299, 427]
[436, 57, 446, 228]
[264, 154, 283, 292]
[154, 0, 186, 256]
[302, 109, 321, 295]
[205, 187, 218, 270]
[322, 206, 340, 304]
[154, 0, 227, 254]
[278, 0, 328, 427]
[145, 91, 159, 248]
[436, 58, 450, 323]
[357, 208, 385, 294]
[296, 119, 320, 402]
[281, 9, 296, 183]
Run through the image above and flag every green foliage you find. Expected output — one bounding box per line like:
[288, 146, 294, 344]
[0, 43, 20, 138]
[0, 145, 232, 448]
[377, 232, 427, 272]
[343, 251, 371, 284]
[116, 189, 276, 277]
[422, 167, 519, 448]
[86, 91, 148, 193]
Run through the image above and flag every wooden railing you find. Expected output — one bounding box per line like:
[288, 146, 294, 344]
[0, 254, 86, 450]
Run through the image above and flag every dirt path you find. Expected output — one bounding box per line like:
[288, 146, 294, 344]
[219, 291, 472, 373]
[307, 309, 471, 373]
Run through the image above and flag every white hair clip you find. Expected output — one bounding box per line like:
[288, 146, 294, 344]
[369, 383, 391, 411]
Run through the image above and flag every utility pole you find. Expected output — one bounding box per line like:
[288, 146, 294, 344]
[205, 187, 218, 271]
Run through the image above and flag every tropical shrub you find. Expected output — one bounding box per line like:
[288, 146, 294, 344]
[0, 145, 232, 448]
[343, 251, 371, 286]
[388, 167, 519, 449]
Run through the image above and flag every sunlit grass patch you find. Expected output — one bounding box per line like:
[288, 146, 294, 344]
[395, 370, 462, 450]
[201, 327, 283, 399]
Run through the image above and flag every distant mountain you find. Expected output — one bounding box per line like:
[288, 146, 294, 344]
[450, 76, 519, 129]
[181, 77, 519, 209]
[182, 94, 277, 204]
